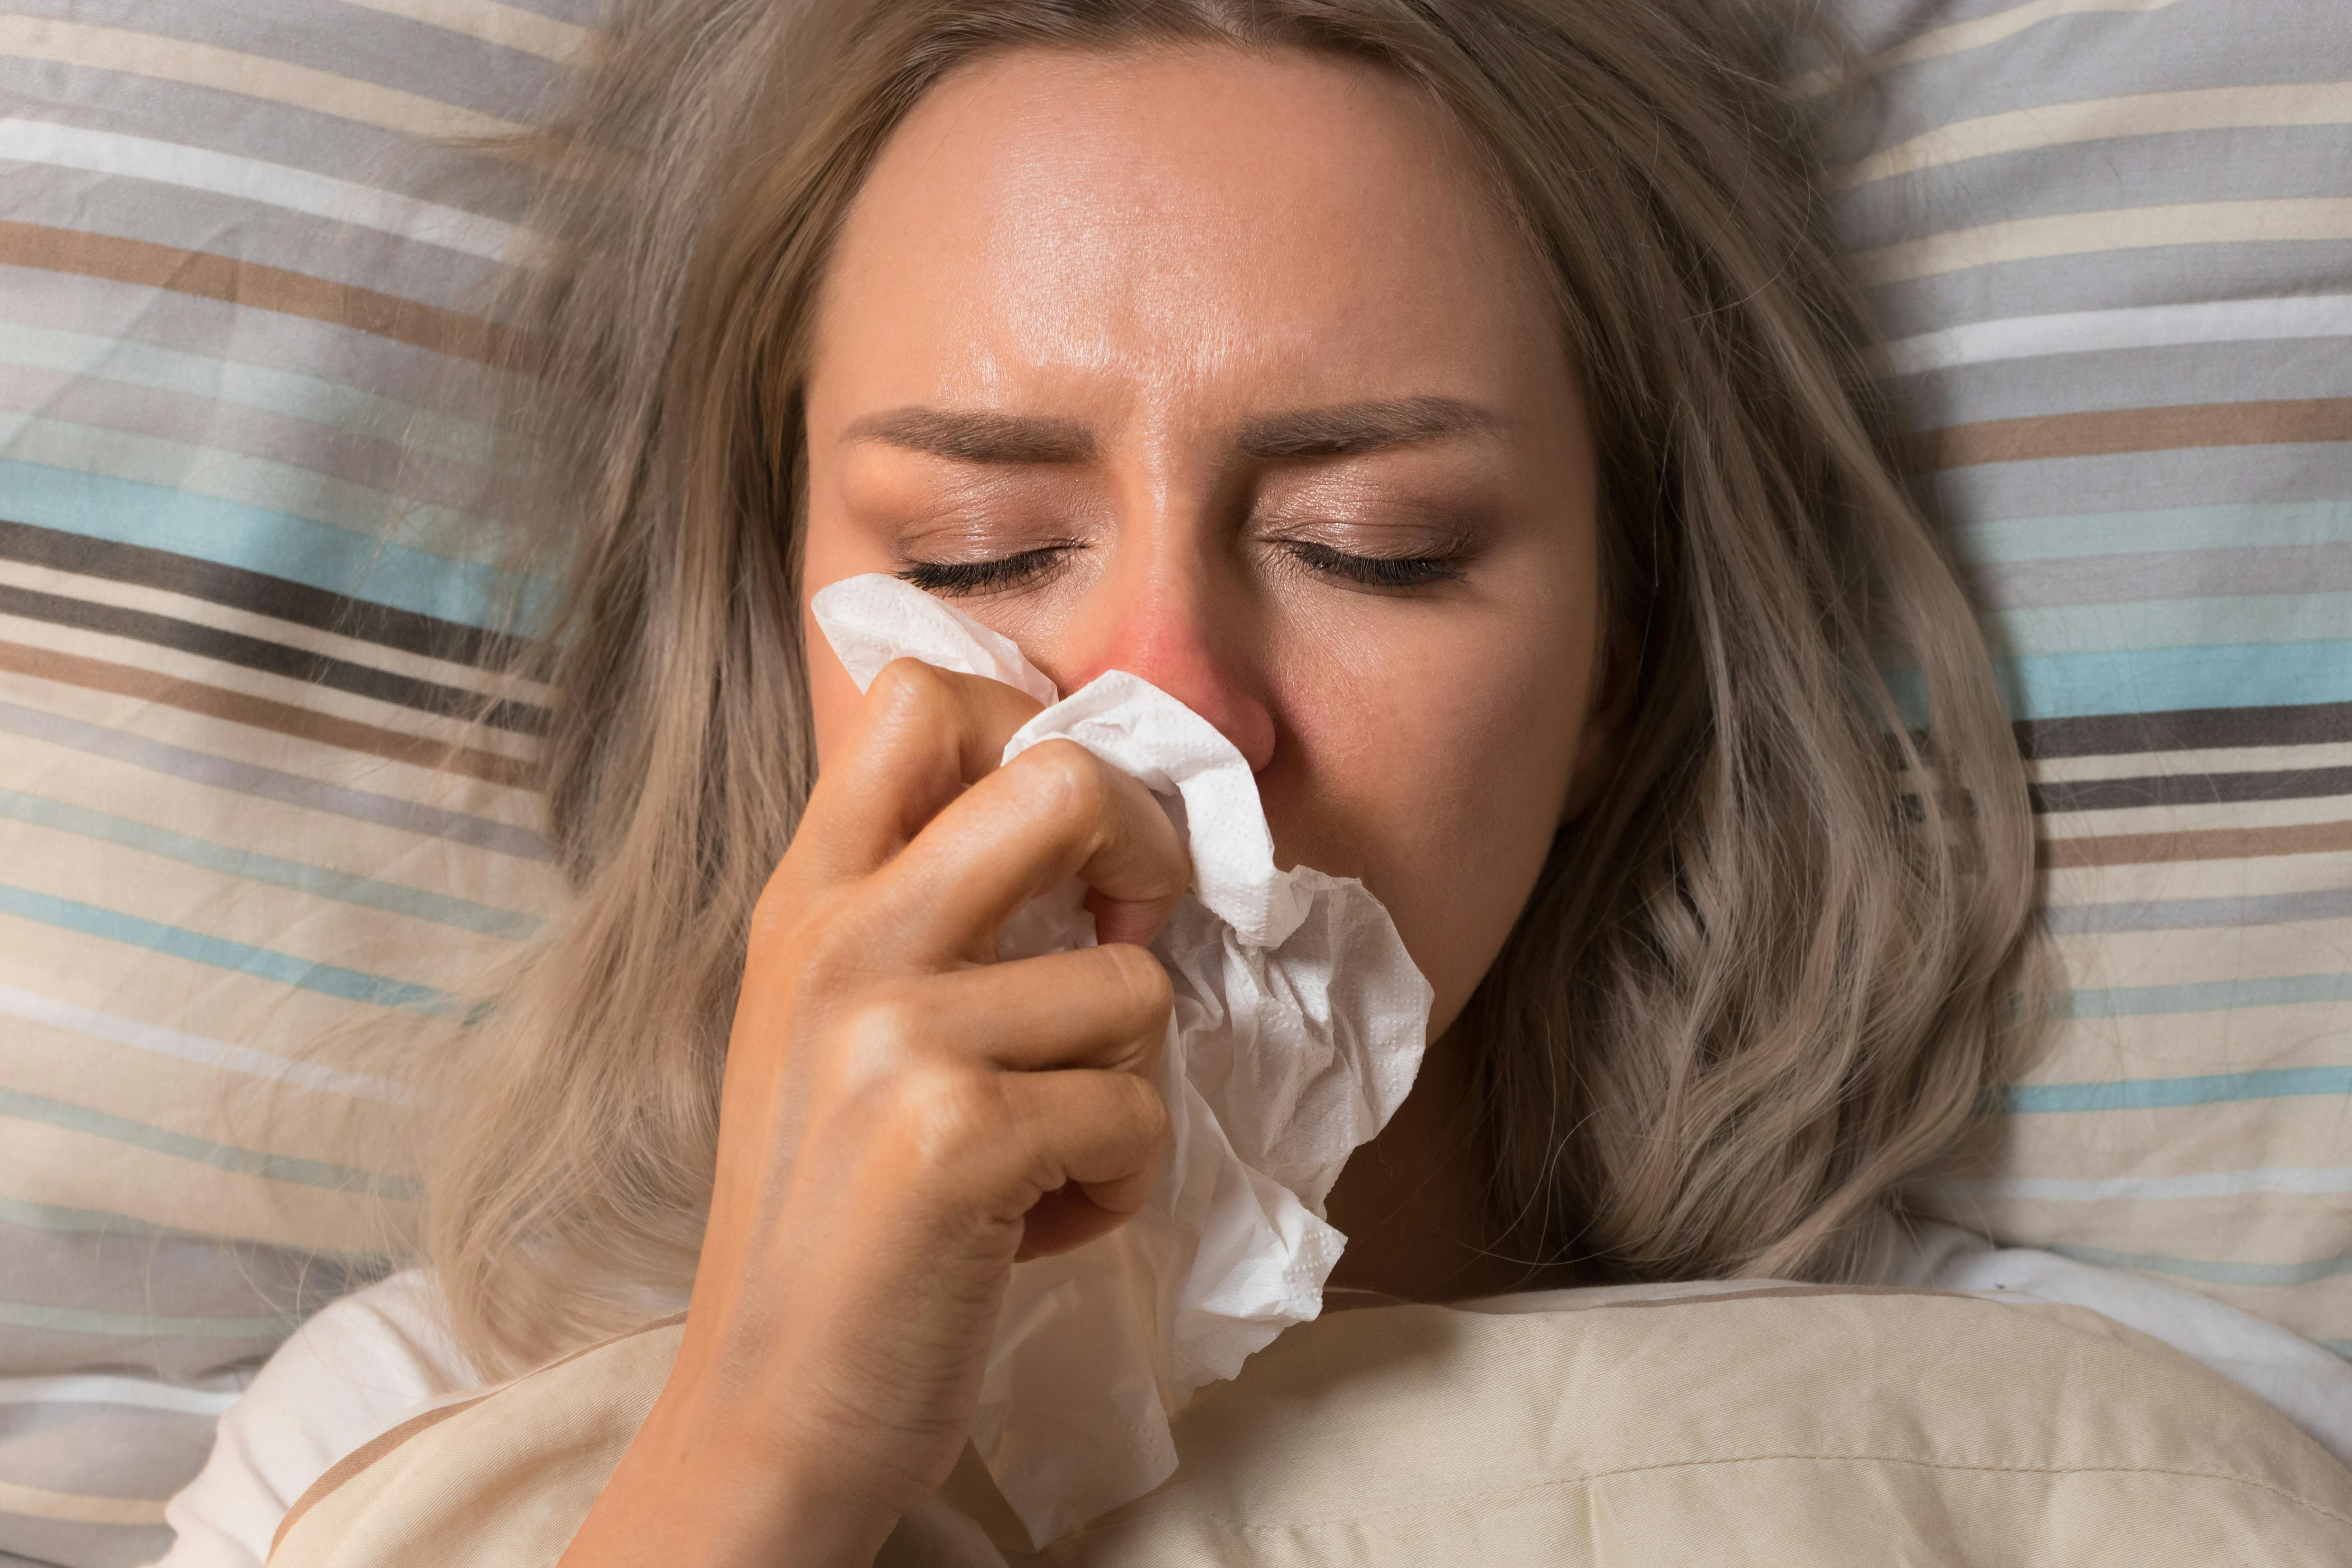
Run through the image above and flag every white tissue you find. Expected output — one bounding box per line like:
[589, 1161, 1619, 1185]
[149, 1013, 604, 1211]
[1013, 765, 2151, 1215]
[811, 574, 1434, 1545]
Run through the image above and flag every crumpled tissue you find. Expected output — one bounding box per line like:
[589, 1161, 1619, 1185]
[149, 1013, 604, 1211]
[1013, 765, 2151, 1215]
[811, 573, 1434, 1545]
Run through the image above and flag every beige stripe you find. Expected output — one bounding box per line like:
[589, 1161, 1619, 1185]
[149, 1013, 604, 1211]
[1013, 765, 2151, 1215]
[1911, 397, 2352, 471]
[0, 668, 546, 834]
[0, 1010, 419, 1174]
[2034, 740, 2352, 786]
[2039, 1023, 2352, 1086]
[331, 0, 593, 64]
[2043, 845, 2352, 908]
[0, 902, 439, 1082]
[1791, 0, 2185, 97]
[1962, 1096, 2352, 1180]
[1838, 83, 2352, 190]
[0, 1479, 167, 1526]
[1857, 198, 2352, 286]
[2054, 916, 2352, 991]
[0, 639, 533, 787]
[0, 700, 552, 916]
[0, 16, 526, 142]
[0, 1114, 399, 1251]
[2040, 792, 2352, 842]
[0, 222, 524, 368]
[2038, 1003, 2352, 1077]
[2043, 818, 2352, 867]
[3, 820, 512, 991]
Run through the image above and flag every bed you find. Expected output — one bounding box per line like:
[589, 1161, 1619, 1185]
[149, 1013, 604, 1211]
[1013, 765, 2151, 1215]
[1, 0, 2348, 1561]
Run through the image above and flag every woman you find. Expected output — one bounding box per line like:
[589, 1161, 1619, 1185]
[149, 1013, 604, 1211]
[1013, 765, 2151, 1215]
[168, 0, 2346, 1561]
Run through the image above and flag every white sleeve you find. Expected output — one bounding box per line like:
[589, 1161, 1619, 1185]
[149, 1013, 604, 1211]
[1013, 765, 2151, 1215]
[1885, 1219, 2352, 1471]
[153, 1270, 478, 1568]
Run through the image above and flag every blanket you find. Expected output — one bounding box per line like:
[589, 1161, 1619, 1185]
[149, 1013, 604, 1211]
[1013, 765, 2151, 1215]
[267, 1281, 2352, 1565]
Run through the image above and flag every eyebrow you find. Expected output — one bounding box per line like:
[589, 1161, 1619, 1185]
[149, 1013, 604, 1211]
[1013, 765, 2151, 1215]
[840, 407, 1095, 464]
[1235, 396, 1510, 460]
[840, 395, 1507, 466]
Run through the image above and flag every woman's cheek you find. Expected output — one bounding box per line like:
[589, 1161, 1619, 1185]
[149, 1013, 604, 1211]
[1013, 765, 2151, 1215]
[1292, 627, 1583, 1025]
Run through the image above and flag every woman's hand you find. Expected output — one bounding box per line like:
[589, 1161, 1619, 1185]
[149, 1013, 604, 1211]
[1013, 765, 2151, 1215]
[560, 660, 1189, 1566]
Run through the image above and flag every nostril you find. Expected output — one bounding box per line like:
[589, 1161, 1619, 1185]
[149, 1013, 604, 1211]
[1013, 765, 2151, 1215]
[1057, 584, 1279, 770]
[1205, 695, 1277, 775]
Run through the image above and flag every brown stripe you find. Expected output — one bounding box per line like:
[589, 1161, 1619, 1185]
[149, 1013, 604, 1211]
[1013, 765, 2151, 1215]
[1911, 398, 2352, 472]
[0, 639, 533, 788]
[0, 579, 544, 733]
[269, 1312, 686, 1557]
[0, 518, 532, 672]
[0, 223, 530, 369]
[2034, 766, 2352, 814]
[1571, 1283, 1968, 1313]
[270, 1392, 495, 1556]
[2019, 701, 2352, 761]
[2041, 818, 2352, 868]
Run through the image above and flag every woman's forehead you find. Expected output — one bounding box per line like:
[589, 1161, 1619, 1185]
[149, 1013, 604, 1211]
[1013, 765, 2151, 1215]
[810, 45, 1560, 429]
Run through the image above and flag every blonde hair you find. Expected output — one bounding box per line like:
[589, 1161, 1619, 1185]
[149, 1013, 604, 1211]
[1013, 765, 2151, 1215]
[416, 0, 2047, 1375]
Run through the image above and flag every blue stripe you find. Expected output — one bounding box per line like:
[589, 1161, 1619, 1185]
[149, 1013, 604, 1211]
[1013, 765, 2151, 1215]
[0, 1197, 390, 1262]
[0, 789, 540, 938]
[2005, 1067, 2352, 1113]
[1883, 639, 2352, 726]
[2319, 1339, 2352, 1363]
[1997, 597, 2352, 659]
[0, 1087, 418, 1199]
[0, 883, 451, 1013]
[0, 459, 545, 631]
[2045, 888, 2352, 936]
[0, 1297, 300, 1340]
[2047, 1242, 2352, 1290]
[2062, 972, 2352, 1019]
[1994, 641, 2352, 720]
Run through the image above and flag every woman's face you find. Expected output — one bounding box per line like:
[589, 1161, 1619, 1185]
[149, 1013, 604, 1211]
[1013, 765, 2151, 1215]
[801, 45, 1608, 1037]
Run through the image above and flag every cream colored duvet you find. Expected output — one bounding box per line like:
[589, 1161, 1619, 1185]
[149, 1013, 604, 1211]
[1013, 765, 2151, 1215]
[269, 1282, 2352, 1565]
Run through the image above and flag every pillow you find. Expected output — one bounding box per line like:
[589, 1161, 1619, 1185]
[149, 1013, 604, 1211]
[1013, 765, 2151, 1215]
[0, 0, 2346, 1563]
[1818, 0, 2352, 1355]
[0, 2, 575, 1563]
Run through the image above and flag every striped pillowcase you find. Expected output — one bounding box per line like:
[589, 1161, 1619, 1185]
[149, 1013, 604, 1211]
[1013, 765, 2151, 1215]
[1820, 0, 2352, 1352]
[0, 1, 579, 1562]
[0, 0, 2345, 1563]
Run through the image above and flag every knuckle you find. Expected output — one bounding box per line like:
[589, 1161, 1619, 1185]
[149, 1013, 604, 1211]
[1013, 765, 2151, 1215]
[1014, 739, 1107, 820]
[776, 908, 867, 994]
[864, 657, 955, 725]
[835, 993, 926, 1082]
[1100, 942, 1174, 1019]
[1113, 1070, 1172, 1146]
[888, 1059, 1001, 1166]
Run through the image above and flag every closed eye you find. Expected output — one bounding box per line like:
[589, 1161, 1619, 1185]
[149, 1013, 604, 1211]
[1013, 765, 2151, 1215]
[895, 544, 1074, 596]
[1281, 540, 1468, 589]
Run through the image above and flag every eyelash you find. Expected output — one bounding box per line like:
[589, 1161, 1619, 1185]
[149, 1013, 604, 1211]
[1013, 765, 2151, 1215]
[896, 541, 1469, 597]
[1278, 540, 1468, 589]
[895, 547, 1069, 596]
